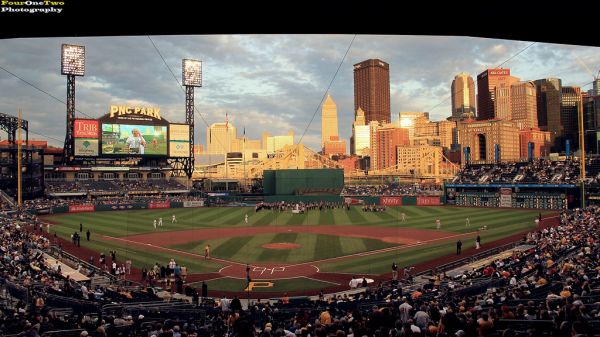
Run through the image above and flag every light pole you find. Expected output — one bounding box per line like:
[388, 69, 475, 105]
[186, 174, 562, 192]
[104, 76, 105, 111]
[578, 92, 586, 207]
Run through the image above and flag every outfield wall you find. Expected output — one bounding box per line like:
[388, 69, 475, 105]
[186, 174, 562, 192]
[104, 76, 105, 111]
[46, 196, 443, 214]
[47, 200, 205, 214]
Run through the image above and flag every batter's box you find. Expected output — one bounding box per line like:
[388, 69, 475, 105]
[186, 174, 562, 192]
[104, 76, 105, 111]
[252, 266, 286, 275]
[252, 267, 267, 275]
[270, 267, 285, 274]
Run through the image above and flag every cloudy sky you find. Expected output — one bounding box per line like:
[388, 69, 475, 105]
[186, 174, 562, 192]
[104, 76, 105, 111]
[0, 35, 598, 151]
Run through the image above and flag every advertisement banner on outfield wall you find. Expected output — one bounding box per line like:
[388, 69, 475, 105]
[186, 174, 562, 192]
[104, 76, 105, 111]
[499, 188, 512, 207]
[379, 196, 403, 206]
[344, 197, 365, 205]
[69, 204, 95, 213]
[183, 200, 205, 208]
[149, 202, 171, 209]
[416, 196, 441, 206]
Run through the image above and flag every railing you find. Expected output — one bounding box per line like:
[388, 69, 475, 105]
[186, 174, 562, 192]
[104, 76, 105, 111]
[49, 245, 124, 285]
[0, 189, 15, 206]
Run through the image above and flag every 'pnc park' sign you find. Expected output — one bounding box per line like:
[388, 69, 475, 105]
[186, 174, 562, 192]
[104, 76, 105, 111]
[109, 105, 162, 120]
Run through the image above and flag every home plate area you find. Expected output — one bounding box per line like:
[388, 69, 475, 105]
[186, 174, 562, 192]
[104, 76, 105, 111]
[253, 266, 286, 275]
[219, 263, 319, 279]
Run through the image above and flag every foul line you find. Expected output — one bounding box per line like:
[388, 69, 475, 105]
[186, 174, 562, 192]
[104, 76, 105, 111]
[100, 235, 243, 266]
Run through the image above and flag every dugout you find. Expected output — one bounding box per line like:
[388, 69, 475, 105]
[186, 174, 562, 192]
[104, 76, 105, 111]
[263, 169, 343, 195]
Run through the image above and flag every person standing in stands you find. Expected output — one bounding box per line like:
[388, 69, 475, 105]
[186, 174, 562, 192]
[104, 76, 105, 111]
[392, 262, 398, 281]
[476, 235, 481, 249]
[201, 281, 208, 300]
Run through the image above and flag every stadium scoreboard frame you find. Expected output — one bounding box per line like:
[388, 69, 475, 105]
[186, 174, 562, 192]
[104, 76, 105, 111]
[72, 105, 191, 159]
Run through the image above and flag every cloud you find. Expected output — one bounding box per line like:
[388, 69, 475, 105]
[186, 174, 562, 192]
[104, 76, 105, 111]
[0, 35, 598, 151]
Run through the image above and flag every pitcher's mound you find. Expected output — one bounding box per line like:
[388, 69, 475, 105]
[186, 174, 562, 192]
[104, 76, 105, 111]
[262, 242, 302, 249]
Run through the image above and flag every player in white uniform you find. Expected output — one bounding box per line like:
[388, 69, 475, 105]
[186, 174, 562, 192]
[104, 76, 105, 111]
[172, 214, 177, 223]
[153, 219, 157, 229]
[158, 217, 163, 227]
[436, 219, 441, 230]
[244, 214, 248, 224]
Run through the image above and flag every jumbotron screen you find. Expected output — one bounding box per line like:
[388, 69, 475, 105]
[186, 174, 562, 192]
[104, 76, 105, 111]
[101, 124, 167, 156]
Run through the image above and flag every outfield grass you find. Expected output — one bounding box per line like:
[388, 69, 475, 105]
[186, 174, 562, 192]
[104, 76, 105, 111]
[188, 277, 336, 293]
[46, 206, 552, 275]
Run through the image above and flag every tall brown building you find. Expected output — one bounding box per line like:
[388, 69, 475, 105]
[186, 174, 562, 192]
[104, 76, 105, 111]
[451, 73, 476, 119]
[534, 78, 562, 150]
[561, 86, 582, 151]
[373, 125, 409, 170]
[353, 59, 391, 124]
[477, 68, 519, 120]
[510, 81, 538, 130]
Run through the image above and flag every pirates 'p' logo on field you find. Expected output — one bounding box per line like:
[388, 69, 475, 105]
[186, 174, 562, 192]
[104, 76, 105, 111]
[244, 281, 274, 291]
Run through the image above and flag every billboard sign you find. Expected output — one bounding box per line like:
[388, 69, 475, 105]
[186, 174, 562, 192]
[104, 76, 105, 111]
[416, 196, 441, 206]
[75, 139, 99, 156]
[445, 188, 456, 205]
[499, 188, 512, 207]
[183, 200, 205, 208]
[148, 201, 171, 209]
[169, 124, 190, 157]
[74, 120, 99, 138]
[343, 197, 364, 205]
[69, 204, 95, 213]
[74, 119, 99, 157]
[380, 196, 403, 206]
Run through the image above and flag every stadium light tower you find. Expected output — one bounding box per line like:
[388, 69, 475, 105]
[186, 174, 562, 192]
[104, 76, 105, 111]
[61, 44, 85, 164]
[182, 59, 202, 178]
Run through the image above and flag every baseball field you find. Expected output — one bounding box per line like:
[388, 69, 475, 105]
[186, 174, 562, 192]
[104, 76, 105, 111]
[43, 206, 552, 294]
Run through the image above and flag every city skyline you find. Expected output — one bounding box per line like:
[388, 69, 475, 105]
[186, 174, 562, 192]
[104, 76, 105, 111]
[0, 35, 598, 152]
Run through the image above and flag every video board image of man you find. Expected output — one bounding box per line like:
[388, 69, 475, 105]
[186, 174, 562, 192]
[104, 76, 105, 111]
[126, 128, 146, 154]
[101, 124, 167, 155]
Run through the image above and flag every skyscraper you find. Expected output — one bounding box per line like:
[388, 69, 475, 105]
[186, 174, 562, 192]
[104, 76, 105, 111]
[351, 108, 370, 156]
[451, 73, 476, 119]
[206, 122, 236, 154]
[534, 78, 562, 148]
[373, 125, 409, 170]
[399, 112, 429, 140]
[561, 86, 582, 151]
[353, 59, 391, 124]
[476, 68, 519, 120]
[510, 81, 538, 130]
[321, 94, 339, 148]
